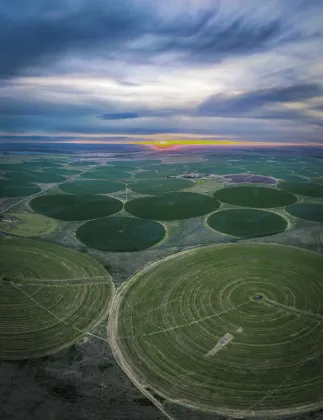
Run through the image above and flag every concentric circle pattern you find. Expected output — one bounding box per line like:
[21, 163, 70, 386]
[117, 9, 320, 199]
[207, 209, 287, 237]
[29, 194, 123, 221]
[214, 186, 297, 208]
[286, 203, 323, 222]
[76, 216, 166, 251]
[124, 192, 220, 220]
[111, 243, 323, 417]
[0, 238, 114, 359]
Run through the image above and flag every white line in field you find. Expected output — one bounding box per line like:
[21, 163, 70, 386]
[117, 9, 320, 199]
[136, 301, 249, 338]
[205, 333, 234, 357]
[11, 282, 111, 344]
[0, 166, 94, 215]
[264, 299, 323, 321]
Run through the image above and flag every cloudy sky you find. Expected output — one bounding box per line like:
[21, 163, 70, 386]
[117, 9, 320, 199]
[1, 0, 323, 144]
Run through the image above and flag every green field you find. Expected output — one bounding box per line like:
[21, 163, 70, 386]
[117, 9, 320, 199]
[81, 167, 132, 180]
[0, 180, 41, 197]
[279, 182, 323, 198]
[76, 216, 166, 251]
[285, 203, 323, 222]
[60, 180, 125, 195]
[124, 192, 220, 220]
[207, 209, 288, 237]
[129, 178, 193, 195]
[0, 237, 114, 359]
[214, 186, 297, 208]
[133, 169, 185, 179]
[4, 170, 66, 183]
[29, 194, 123, 221]
[0, 212, 57, 236]
[312, 177, 323, 184]
[110, 243, 323, 416]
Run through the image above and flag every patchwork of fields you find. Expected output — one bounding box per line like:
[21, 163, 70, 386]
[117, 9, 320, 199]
[1, 152, 323, 419]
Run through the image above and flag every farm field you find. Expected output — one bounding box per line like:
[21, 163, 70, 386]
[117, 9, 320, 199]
[207, 208, 288, 237]
[125, 192, 220, 220]
[110, 243, 323, 417]
[214, 185, 297, 208]
[0, 237, 114, 359]
[1, 149, 323, 420]
[76, 216, 166, 251]
[0, 212, 57, 236]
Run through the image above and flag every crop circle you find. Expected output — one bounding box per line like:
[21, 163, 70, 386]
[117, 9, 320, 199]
[110, 243, 323, 417]
[285, 203, 323, 222]
[0, 237, 114, 359]
[124, 192, 220, 220]
[0, 180, 41, 197]
[60, 180, 125, 195]
[207, 209, 287, 237]
[129, 179, 193, 195]
[278, 182, 323, 198]
[214, 186, 297, 208]
[76, 216, 166, 251]
[0, 212, 57, 236]
[29, 194, 123, 221]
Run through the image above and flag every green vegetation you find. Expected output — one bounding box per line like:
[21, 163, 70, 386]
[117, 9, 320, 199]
[124, 192, 220, 220]
[278, 182, 323, 198]
[285, 203, 323, 222]
[76, 216, 166, 251]
[29, 194, 123, 221]
[110, 243, 323, 416]
[81, 166, 132, 180]
[60, 180, 125, 195]
[133, 169, 184, 179]
[4, 170, 66, 183]
[129, 179, 193, 195]
[214, 186, 297, 208]
[312, 177, 323, 184]
[0, 180, 41, 197]
[0, 212, 57, 236]
[207, 209, 287, 237]
[0, 237, 114, 359]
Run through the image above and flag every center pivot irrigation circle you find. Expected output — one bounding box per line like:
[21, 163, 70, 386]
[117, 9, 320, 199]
[29, 194, 123, 221]
[214, 186, 297, 208]
[109, 243, 323, 417]
[124, 192, 220, 221]
[0, 238, 114, 359]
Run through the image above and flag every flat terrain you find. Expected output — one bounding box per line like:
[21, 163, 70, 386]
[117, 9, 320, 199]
[0, 212, 57, 236]
[285, 203, 323, 222]
[0, 237, 114, 359]
[125, 192, 220, 220]
[129, 179, 194, 194]
[76, 216, 166, 252]
[60, 180, 125, 195]
[214, 185, 297, 208]
[0, 180, 41, 197]
[207, 208, 288, 237]
[110, 243, 323, 417]
[278, 182, 323, 198]
[29, 194, 123, 221]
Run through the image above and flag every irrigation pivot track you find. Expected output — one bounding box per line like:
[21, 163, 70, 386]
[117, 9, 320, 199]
[109, 243, 323, 418]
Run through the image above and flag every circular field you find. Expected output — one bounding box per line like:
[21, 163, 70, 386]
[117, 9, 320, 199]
[278, 182, 323, 198]
[4, 170, 66, 183]
[76, 216, 166, 252]
[60, 180, 125, 195]
[285, 203, 323, 222]
[214, 186, 297, 208]
[0, 212, 57, 236]
[81, 168, 131, 180]
[0, 237, 114, 359]
[207, 209, 287, 237]
[0, 180, 41, 197]
[124, 192, 220, 221]
[110, 243, 323, 417]
[29, 194, 123, 221]
[223, 174, 276, 184]
[130, 179, 193, 195]
[133, 169, 184, 179]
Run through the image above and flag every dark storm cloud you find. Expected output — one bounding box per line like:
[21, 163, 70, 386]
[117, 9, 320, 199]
[0, 0, 312, 79]
[197, 83, 322, 116]
[101, 112, 140, 120]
